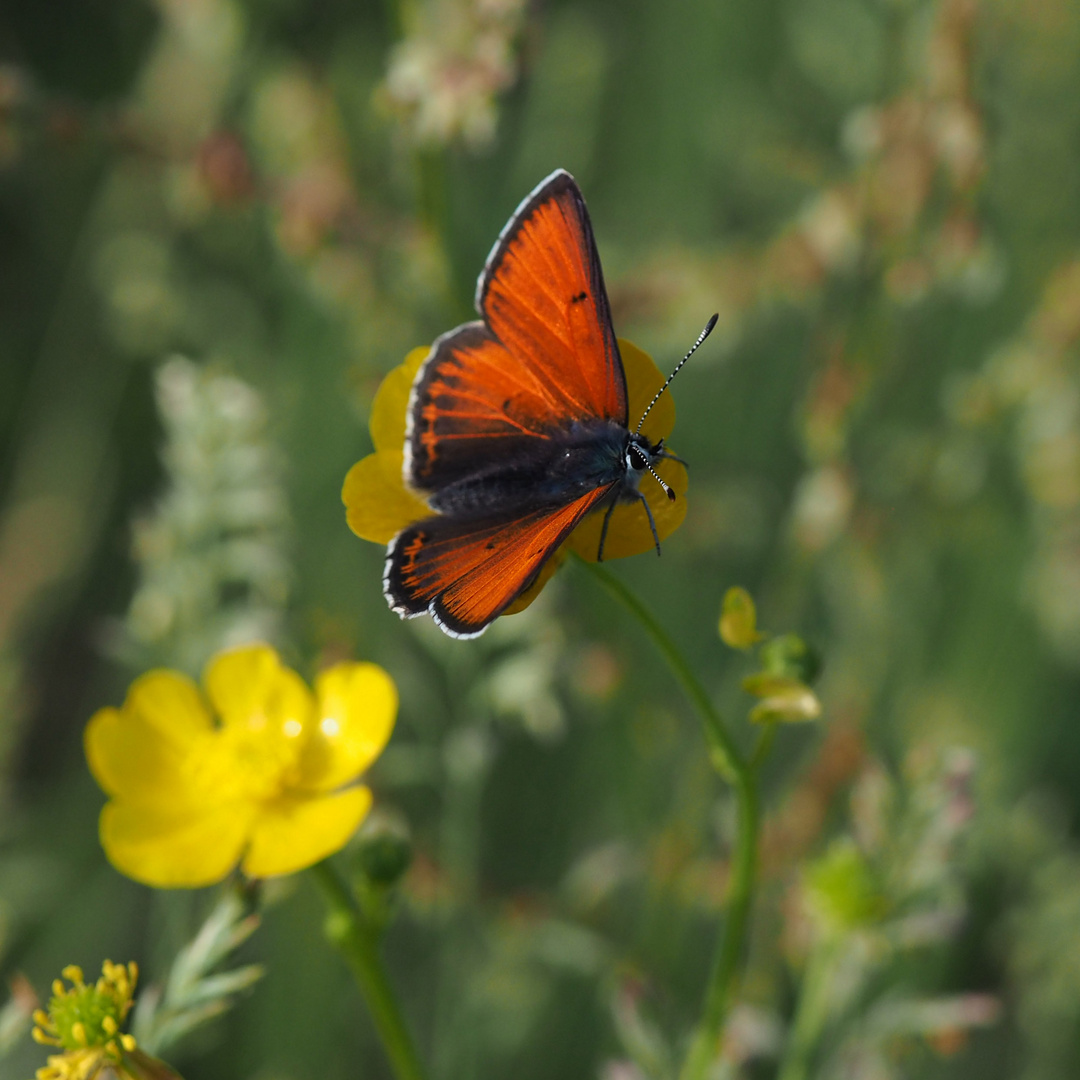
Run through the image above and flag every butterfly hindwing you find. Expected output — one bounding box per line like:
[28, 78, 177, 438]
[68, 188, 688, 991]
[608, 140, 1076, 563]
[385, 485, 614, 638]
[407, 170, 627, 494]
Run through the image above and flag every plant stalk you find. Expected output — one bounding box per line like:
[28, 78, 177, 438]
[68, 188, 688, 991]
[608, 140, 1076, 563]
[311, 860, 427, 1080]
[775, 940, 837, 1080]
[678, 771, 759, 1080]
[575, 556, 742, 781]
[574, 556, 764, 1080]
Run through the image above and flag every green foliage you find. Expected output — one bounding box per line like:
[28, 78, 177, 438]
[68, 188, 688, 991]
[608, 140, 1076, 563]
[5, 0, 1080, 1077]
[805, 840, 888, 932]
[759, 634, 822, 686]
[131, 889, 264, 1058]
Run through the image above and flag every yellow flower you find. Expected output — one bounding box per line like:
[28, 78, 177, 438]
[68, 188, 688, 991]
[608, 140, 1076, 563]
[31, 961, 142, 1080]
[342, 339, 688, 614]
[86, 644, 396, 888]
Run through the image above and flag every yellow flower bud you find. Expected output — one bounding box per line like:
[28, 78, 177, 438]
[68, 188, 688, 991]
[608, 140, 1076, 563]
[719, 587, 766, 649]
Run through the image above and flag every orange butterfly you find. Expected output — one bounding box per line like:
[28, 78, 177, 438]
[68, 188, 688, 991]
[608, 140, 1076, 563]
[384, 169, 715, 638]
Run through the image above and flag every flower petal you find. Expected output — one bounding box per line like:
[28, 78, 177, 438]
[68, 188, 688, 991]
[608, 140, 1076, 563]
[100, 801, 250, 888]
[343, 451, 430, 545]
[301, 663, 397, 791]
[86, 706, 200, 808]
[202, 644, 314, 734]
[569, 457, 688, 561]
[241, 787, 372, 877]
[369, 346, 428, 453]
[621, 338, 675, 443]
[85, 671, 212, 807]
[127, 670, 213, 745]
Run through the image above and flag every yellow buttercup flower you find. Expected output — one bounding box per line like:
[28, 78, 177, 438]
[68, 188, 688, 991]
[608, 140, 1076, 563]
[31, 961, 139, 1080]
[342, 339, 688, 615]
[86, 644, 396, 888]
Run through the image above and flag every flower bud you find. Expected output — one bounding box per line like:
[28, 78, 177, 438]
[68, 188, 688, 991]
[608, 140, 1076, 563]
[742, 672, 821, 724]
[355, 813, 413, 888]
[759, 633, 822, 685]
[805, 840, 887, 932]
[719, 587, 765, 649]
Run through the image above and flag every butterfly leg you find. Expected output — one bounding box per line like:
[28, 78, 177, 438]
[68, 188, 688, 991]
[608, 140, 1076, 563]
[653, 438, 688, 468]
[596, 501, 617, 562]
[656, 449, 688, 468]
[656, 450, 688, 468]
[636, 491, 662, 556]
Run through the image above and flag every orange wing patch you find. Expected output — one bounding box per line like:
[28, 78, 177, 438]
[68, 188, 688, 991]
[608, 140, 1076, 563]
[409, 323, 587, 491]
[385, 485, 614, 637]
[480, 171, 626, 426]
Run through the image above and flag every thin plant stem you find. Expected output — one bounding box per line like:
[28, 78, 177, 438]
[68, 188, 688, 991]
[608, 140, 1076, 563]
[775, 939, 837, 1080]
[751, 719, 779, 771]
[311, 860, 427, 1080]
[574, 555, 742, 780]
[678, 771, 759, 1080]
[382, 0, 459, 313]
[573, 555, 764, 1080]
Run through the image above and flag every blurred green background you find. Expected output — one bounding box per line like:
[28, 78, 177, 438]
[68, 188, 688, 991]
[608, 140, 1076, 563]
[3, 0, 1080, 1076]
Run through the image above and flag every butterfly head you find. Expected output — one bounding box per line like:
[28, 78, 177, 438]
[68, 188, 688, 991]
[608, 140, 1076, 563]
[625, 433, 676, 502]
[592, 430, 683, 563]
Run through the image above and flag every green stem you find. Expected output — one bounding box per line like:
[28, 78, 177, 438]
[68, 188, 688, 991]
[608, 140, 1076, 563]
[775, 940, 837, 1080]
[751, 720, 779, 771]
[574, 556, 742, 781]
[678, 771, 759, 1080]
[573, 556, 763, 1079]
[311, 861, 427, 1080]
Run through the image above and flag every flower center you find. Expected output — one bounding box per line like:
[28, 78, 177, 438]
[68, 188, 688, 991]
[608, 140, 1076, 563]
[34, 963, 137, 1061]
[187, 718, 304, 805]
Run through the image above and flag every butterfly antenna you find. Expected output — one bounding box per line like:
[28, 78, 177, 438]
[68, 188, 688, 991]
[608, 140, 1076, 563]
[635, 313, 719, 434]
[646, 461, 676, 501]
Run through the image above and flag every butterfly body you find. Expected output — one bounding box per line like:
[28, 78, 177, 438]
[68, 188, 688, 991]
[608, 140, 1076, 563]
[423, 419, 661, 519]
[383, 169, 684, 639]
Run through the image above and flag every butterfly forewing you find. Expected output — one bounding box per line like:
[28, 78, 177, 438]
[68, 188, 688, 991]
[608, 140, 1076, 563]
[408, 323, 576, 493]
[407, 170, 627, 493]
[478, 170, 626, 426]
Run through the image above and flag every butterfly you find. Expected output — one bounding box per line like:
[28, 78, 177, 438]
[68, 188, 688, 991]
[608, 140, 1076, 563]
[383, 169, 716, 639]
